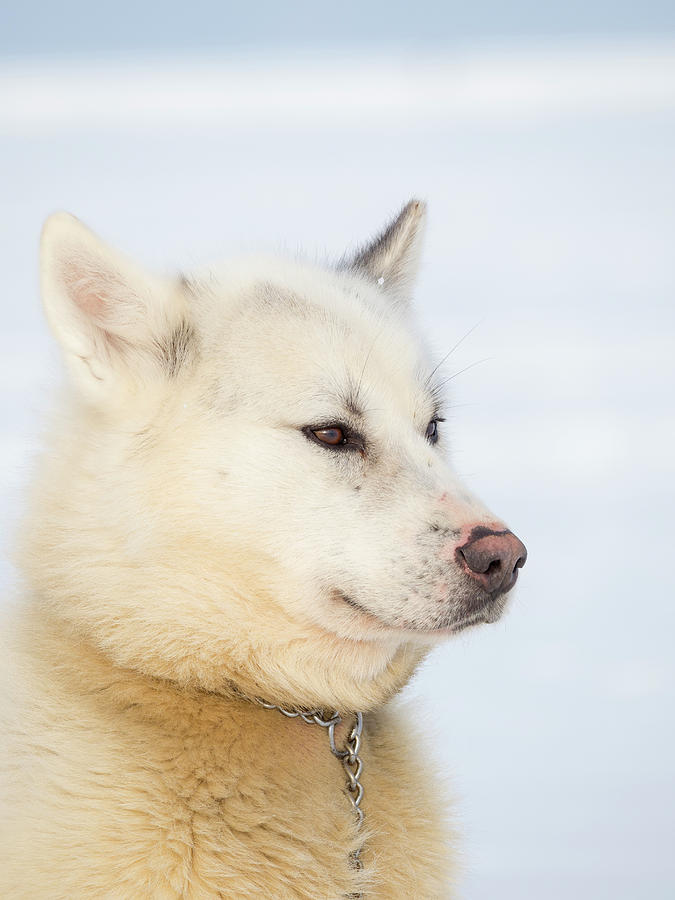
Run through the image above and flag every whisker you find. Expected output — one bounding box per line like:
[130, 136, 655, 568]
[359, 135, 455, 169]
[433, 357, 493, 391]
[424, 320, 482, 388]
[355, 309, 391, 402]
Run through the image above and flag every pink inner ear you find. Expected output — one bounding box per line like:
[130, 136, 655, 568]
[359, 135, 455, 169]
[61, 256, 125, 323]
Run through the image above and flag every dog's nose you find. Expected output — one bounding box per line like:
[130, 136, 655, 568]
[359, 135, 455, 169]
[456, 529, 527, 596]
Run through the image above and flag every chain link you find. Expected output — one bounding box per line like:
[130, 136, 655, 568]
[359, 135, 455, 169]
[328, 712, 364, 827]
[256, 700, 365, 841]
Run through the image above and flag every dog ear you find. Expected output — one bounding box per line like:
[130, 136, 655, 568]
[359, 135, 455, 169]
[40, 213, 193, 403]
[347, 199, 426, 304]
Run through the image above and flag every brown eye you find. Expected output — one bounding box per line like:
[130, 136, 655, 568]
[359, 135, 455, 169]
[426, 419, 439, 444]
[313, 427, 346, 446]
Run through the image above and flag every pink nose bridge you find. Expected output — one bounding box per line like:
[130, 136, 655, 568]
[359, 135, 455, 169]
[437, 488, 492, 522]
[437, 490, 501, 539]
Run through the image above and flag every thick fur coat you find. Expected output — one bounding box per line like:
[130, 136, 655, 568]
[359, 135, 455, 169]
[0, 202, 522, 897]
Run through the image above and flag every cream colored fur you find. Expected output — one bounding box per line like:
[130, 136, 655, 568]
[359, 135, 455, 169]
[1, 201, 515, 898]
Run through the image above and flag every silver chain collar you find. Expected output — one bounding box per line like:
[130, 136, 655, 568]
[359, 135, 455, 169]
[256, 700, 365, 865]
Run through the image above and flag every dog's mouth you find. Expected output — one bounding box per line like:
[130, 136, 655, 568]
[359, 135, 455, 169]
[330, 585, 511, 635]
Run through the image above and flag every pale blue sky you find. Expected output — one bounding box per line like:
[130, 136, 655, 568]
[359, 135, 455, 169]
[2, 0, 675, 59]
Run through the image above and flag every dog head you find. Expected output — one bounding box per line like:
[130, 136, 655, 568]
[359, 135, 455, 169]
[25, 202, 526, 710]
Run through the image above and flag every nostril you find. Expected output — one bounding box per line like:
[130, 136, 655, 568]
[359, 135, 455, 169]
[459, 549, 502, 577]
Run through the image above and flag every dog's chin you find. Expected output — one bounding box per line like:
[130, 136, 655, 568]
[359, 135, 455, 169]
[445, 598, 507, 633]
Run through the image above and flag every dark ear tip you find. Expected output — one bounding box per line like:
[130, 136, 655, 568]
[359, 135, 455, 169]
[403, 198, 427, 217]
[343, 199, 427, 297]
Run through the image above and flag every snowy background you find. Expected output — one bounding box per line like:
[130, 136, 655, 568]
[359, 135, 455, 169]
[1, 4, 675, 898]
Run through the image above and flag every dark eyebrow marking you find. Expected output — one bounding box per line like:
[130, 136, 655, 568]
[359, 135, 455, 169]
[332, 376, 366, 418]
[342, 388, 364, 417]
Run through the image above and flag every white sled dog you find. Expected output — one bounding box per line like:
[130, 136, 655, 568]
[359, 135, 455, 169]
[0, 201, 526, 898]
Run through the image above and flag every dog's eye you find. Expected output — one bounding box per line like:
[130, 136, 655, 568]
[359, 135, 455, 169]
[303, 424, 365, 454]
[426, 419, 440, 444]
[312, 427, 346, 447]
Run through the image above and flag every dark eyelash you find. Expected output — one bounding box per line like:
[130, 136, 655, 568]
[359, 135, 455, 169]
[428, 381, 446, 410]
